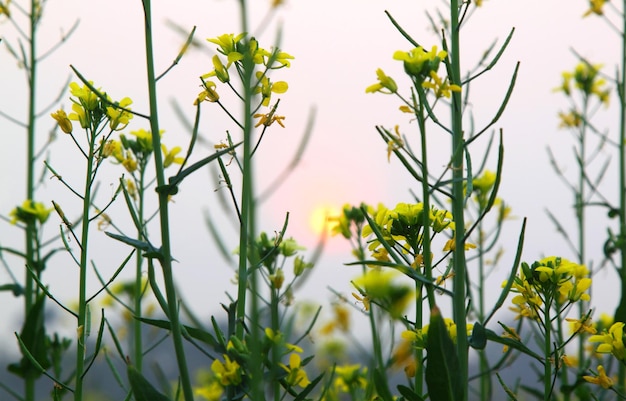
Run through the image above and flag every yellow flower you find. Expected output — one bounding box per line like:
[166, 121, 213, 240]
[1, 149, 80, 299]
[106, 97, 133, 131]
[69, 102, 90, 129]
[9, 200, 53, 225]
[0, 0, 12, 17]
[202, 55, 230, 83]
[267, 49, 294, 68]
[386, 125, 404, 161]
[211, 355, 242, 386]
[253, 111, 286, 128]
[583, 0, 607, 17]
[366, 68, 398, 94]
[207, 33, 245, 66]
[566, 316, 597, 335]
[589, 322, 626, 360]
[443, 237, 477, 252]
[121, 150, 138, 173]
[102, 139, 124, 162]
[334, 364, 367, 392]
[254, 71, 288, 107]
[583, 365, 613, 389]
[195, 81, 220, 104]
[393, 45, 447, 80]
[69, 81, 99, 111]
[162, 144, 184, 168]
[280, 353, 310, 388]
[51, 109, 73, 134]
[195, 381, 223, 401]
[422, 71, 461, 98]
[558, 110, 582, 128]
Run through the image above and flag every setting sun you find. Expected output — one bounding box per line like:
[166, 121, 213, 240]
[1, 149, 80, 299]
[309, 205, 341, 236]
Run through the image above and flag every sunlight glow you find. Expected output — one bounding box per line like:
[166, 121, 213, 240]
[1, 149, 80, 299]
[309, 205, 340, 236]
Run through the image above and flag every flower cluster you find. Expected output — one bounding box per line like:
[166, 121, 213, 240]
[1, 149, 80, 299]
[196, 33, 293, 109]
[352, 269, 413, 318]
[402, 318, 474, 349]
[51, 81, 134, 135]
[9, 200, 53, 226]
[555, 62, 610, 106]
[102, 129, 183, 173]
[366, 45, 461, 99]
[361, 202, 457, 262]
[507, 256, 591, 320]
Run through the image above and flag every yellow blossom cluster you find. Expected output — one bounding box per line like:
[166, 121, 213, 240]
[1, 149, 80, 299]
[196, 33, 293, 110]
[506, 257, 591, 320]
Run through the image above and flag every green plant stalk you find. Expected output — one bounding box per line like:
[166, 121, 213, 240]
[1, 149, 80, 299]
[236, 2, 264, 399]
[555, 307, 569, 400]
[74, 127, 97, 401]
[270, 286, 280, 401]
[574, 95, 590, 394]
[133, 169, 146, 372]
[476, 222, 491, 400]
[141, 1, 193, 400]
[416, 86, 435, 395]
[543, 302, 552, 401]
[616, 0, 626, 390]
[449, 1, 469, 398]
[24, 2, 39, 400]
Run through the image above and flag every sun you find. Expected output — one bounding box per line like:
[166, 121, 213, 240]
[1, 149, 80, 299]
[309, 205, 341, 236]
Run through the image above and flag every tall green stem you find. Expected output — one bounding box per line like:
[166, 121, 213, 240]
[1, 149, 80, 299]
[234, 1, 265, 399]
[24, 2, 39, 400]
[416, 87, 435, 395]
[449, 1, 468, 398]
[74, 129, 96, 401]
[615, 0, 626, 390]
[133, 169, 146, 372]
[141, 1, 193, 400]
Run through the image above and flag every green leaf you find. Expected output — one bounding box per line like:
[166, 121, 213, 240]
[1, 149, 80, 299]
[425, 306, 462, 401]
[485, 326, 543, 361]
[397, 385, 424, 401]
[105, 232, 163, 260]
[137, 317, 221, 349]
[469, 321, 487, 350]
[373, 368, 394, 401]
[8, 293, 50, 378]
[128, 364, 171, 401]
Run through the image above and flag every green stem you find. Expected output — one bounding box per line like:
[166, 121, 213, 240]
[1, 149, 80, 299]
[141, 1, 193, 400]
[543, 303, 552, 401]
[416, 86, 434, 395]
[574, 96, 589, 397]
[235, 2, 264, 399]
[133, 169, 146, 372]
[24, 2, 39, 400]
[476, 222, 491, 399]
[270, 287, 280, 401]
[616, 0, 626, 390]
[449, 1, 469, 399]
[74, 127, 97, 401]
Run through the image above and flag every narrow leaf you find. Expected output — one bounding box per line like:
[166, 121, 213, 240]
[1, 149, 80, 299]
[425, 306, 461, 401]
[128, 365, 171, 401]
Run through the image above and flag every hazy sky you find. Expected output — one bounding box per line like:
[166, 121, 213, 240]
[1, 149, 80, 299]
[0, 0, 622, 354]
